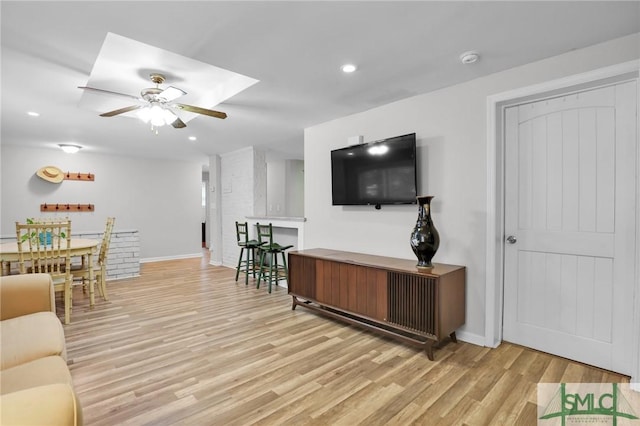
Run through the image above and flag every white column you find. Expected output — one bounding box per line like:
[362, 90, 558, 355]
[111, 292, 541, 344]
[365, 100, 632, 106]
[208, 154, 223, 266]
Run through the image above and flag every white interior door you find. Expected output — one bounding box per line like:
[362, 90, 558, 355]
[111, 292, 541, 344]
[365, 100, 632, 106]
[503, 81, 637, 375]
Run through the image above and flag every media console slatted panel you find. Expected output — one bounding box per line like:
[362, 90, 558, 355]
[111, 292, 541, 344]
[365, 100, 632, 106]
[288, 248, 465, 360]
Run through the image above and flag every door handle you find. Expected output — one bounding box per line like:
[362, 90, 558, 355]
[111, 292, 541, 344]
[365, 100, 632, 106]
[506, 235, 517, 244]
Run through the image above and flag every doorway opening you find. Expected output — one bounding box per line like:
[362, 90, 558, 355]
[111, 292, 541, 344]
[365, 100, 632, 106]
[202, 171, 209, 249]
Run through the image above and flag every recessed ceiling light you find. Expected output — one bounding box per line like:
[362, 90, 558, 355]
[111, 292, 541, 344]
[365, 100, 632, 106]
[341, 64, 357, 73]
[58, 144, 82, 154]
[27, 111, 40, 117]
[188, 136, 197, 141]
[460, 51, 480, 64]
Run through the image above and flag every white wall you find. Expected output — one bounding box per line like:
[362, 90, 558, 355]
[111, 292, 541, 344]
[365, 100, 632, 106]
[0, 145, 203, 260]
[266, 160, 286, 216]
[266, 159, 304, 217]
[285, 160, 304, 217]
[304, 33, 640, 342]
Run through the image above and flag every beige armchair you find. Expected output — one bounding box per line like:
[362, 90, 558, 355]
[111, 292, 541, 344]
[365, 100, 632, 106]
[0, 274, 82, 425]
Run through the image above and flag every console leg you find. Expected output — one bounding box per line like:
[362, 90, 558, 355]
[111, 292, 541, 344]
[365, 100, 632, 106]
[425, 342, 435, 361]
[291, 296, 298, 310]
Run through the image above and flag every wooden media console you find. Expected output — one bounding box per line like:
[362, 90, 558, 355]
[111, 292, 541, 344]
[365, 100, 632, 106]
[287, 248, 466, 360]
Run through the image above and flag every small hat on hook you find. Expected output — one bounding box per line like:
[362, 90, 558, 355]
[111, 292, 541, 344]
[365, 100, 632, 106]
[36, 166, 64, 183]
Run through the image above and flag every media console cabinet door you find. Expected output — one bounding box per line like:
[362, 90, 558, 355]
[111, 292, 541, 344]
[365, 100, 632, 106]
[288, 253, 316, 299]
[314, 260, 387, 321]
[288, 254, 387, 321]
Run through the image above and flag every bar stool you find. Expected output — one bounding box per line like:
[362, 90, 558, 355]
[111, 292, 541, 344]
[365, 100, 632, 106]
[235, 221, 263, 285]
[256, 222, 293, 293]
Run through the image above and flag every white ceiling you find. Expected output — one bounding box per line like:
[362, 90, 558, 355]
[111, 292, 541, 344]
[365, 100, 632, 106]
[2, 1, 639, 163]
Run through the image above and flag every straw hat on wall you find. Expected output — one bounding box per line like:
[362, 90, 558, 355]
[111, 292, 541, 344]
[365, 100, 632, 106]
[36, 166, 64, 183]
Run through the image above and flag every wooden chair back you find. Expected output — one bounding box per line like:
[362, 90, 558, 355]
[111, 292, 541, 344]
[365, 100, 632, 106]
[236, 221, 250, 246]
[16, 220, 72, 278]
[98, 217, 115, 266]
[256, 223, 274, 246]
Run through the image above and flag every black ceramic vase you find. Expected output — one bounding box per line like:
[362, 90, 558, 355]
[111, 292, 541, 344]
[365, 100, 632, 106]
[410, 195, 440, 270]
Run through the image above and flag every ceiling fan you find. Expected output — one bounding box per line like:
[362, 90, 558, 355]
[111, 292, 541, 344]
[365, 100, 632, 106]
[78, 73, 227, 130]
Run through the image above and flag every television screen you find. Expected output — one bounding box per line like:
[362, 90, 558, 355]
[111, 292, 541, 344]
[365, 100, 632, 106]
[331, 133, 417, 206]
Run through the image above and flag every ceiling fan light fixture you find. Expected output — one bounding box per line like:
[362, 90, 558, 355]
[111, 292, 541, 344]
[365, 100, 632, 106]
[137, 104, 177, 128]
[59, 144, 82, 154]
[137, 106, 152, 124]
[149, 104, 166, 127]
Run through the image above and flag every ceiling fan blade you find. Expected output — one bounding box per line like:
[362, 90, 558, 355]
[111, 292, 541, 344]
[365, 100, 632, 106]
[171, 117, 187, 129]
[100, 105, 142, 117]
[159, 86, 186, 102]
[78, 86, 141, 101]
[174, 103, 227, 119]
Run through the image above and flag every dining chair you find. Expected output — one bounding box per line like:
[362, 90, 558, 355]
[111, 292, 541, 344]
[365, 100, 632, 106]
[4, 218, 71, 276]
[255, 222, 293, 293]
[235, 221, 263, 285]
[71, 217, 115, 301]
[15, 220, 73, 324]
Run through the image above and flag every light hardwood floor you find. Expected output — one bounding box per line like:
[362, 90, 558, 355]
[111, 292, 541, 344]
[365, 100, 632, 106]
[61, 254, 629, 425]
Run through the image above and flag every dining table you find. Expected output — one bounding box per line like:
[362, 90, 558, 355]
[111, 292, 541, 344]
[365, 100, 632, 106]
[0, 238, 101, 307]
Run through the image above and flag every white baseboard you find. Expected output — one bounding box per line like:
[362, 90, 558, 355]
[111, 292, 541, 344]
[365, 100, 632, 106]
[105, 274, 141, 282]
[140, 253, 203, 263]
[455, 330, 486, 347]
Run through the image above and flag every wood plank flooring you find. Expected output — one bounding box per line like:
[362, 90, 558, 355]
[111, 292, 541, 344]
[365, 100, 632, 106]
[61, 254, 630, 425]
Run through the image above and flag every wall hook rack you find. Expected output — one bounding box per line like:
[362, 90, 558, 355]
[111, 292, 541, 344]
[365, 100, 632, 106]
[63, 172, 94, 181]
[40, 203, 94, 212]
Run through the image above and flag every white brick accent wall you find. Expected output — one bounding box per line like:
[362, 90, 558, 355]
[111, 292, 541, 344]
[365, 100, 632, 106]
[74, 229, 140, 280]
[219, 147, 267, 268]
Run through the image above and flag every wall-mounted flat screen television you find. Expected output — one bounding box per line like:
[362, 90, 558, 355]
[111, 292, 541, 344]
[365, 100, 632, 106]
[331, 133, 417, 207]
